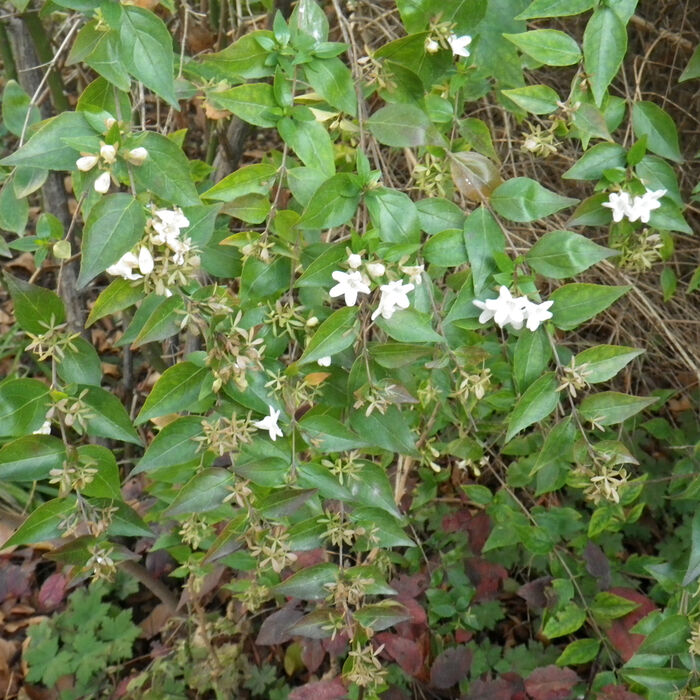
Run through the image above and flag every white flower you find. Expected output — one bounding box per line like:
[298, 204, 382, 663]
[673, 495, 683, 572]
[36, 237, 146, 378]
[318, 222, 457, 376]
[76, 155, 98, 172]
[523, 299, 554, 331]
[138, 246, 154, 275]
[33, 420, 52, 435]
[630, 188, 666, 223]
[366, 262, 385, 278]
[254, 405, 283, 441]
[317, 356, 331, 367]
[371, 279, 414, 321]
[473, 286, 527, 329]
[329, 270, 371, 306]
[100, 144, 117, 164]
[125, 147, 148, 165]
[425, 38, 439, 53]
[448, 33, 472, 58]
[94, 171, 111, 194]
[602, 191, 633, 223]
[401, 264, 424, 285]
[347, 253, 362, 269]
[152, 208, 190, 246]
[106, 251, 141, 280]
[104, 117, 117, 130]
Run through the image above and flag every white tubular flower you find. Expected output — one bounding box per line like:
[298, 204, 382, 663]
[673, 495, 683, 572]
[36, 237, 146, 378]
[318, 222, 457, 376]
[100, 144, 117, 164]
[602, 191, 634, 222]
[448, 33, 472, 58]
[366, 262, 385, 278]
[473, 286, 527, 329]
[254, 405, 283, 441]
[347, 253, 362, 269]
[329, 270, 371, 306]
[76, 155, 98, 172]
[371, 279, 415, 321]
[125, 147, 148, 165]
[106, 251, 142, 280]
[33, 420, 52, 435]
[523, 299, 554, 331]
[401, 264, 424, 285]
[94, 171, 111, 194]
[138, 246, 154, 275]
[152, 208, 190, 246]
[317, 356, 332, 367]
[629, 188, 666, 223]
[425, 38, 440, 53]
[104, 117, 117, 130]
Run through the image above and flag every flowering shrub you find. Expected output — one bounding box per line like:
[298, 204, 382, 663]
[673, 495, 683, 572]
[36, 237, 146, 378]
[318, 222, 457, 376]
[0, 0, 698, 697]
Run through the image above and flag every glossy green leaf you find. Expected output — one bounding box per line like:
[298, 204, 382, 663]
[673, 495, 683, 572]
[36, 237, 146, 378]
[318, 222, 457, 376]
[531, 416, 575, 475]
[579, 391, 655, 426]
[562, 143, 626, 180]
[621, 668, 690, 692]
[506, 372, 559, 442]
[278, 117, 335, 178]
[574, 345, 644, 383]
[516, 0, 593, 20]
[513, 327, 551, 392]
[299, 307, 358, 365]
[556, 638, 599, 666]
[131, 295, 185, 348]
[210, 83, 280, 127]
[550, 283, 630, 330]
[423, 229, 469, 266]
[366, 187, 420, 244]
[0, 378, 51, 437]
[2, 80, 41, 137]
[632, 101, 683, 163]
[57, 337, 103, 386]
[80, 385, 142, 445]
[133, 416, 204, 475]
[679, 44, 700, 82]
[296, 244, 345, 288]
[376, 308, 442, 343]
[298, 173, 361, 229]
[501, 85, 561, 114]
[86, 278, 144, 326]
[368, 103, 432, 147]
[240, 256, 292, 304]
[4, 273, 66, 333]
[583, 7, 627, 106]
[299, 413, 368, 452]
[463, 206, 505, 294]
[416, 197, 465, 234]
[77, 193, 146, 288]
[199, 30, 275, 80]
[353, 601, 410, 632]
[304, 57, 356, 116]
[491, 178, 578, 222]
[77, 444, 121, 499]
[590, 591, 640, 621]
[2, 499, 73, 548]
[504, 29, 581, 66]
[274, 563, 338, 600]
[0, 435, 66, 481]
[542, 602, 586, 639]
[166, 468, 233, 516]
[526, 230, 617, 278]
[683, 509, 700, 586]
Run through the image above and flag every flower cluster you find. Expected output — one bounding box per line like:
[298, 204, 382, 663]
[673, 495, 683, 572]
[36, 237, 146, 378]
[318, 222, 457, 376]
[474, 286, 553, 332]
[602, 188, 666, 224]
[76, 140, 148, 194]
[328, 251, 420, 323]
[425, 33, 472, 58]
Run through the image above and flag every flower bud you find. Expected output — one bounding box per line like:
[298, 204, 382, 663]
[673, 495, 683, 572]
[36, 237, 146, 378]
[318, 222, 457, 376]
[347, 253, 362, 269]
[366, 262, 385, 278]
[125, 147, 148, 165]
[100, 144, 117, 164]
[306, 316, 319, 327]
[317, 356, 331, 367]
[425, 38, 439, 53]
[138, 246, 154, 274]
[105, 117, 117, 130]
[76, 155, 98, 172]
[53, 240, 71, 260]
[94, 171, 111, 194]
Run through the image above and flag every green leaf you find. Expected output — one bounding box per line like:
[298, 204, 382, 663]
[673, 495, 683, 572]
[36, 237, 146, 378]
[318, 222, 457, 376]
[131, 295, 185, 348]
[574, 345, 644, 383]
[367, 104, 432, 147]
[132, 131, 201, 206]
[86, 278, 144, 326]
[542, 602, 586, 639]
[77, 194, 146, 288]
[304, 57, 356, 116]
[491, 178, 578, 222]
[2, 499, 73, 548]
[460, 118, 500, 161]
[365, 188, 420, 244]
[531, 417, 575, 475]
[299, 307, 358, 365]
[556, 638, 599, 666]
[278, 117, 335, 178]
[166, 468, 233, 516]
[513, 328, 551, 392]
[259, 488, 317, 519]
[571, 103, 613, 144]
[0, 378, 50, 437]
[501, 85, 561, 114]
[525, 230, 617, 278]
[69, 23, 131, 93]
[199, 30, 275, 80]
[375, 308, 442, 343]
[350, 406, 418, 457]
[463, 206, 505, 294]
[636, 155, 682, 206]
[298, 173, 361, 229]
[0, 176, 29, 235]
[506, 372, 559, 442]
[296, 245, 345, 288]
[299, 413, 368, 452]
[349, 507, 415, 548]
[0, 112, 95, 171]
[119, 6, 177, 107]
[621, 668, 690, 693]
[80, 385, 142, 445]
[423, 229, 469, 266]
[516, 0, 593, 20]
[291, 0, 329, 40]
[274, 563, 338, 600]
[0, 435, 66, 481]
[222, 193, 270, 224]
[348, 462, 401, 518]
[57, 337, 103, 386]
[354, 601, 410, 632]
[4, 273, 66, 333]
[205, 164, 278, 204]
[632, 101, 683, 163]
[579, 392, 655, 426]
[77, 444, 121, 499]
[683, 509, 700, 587]
[416, 198, 465, 234]
[679, 44, 700, 82]
[296, 462, 350, 501]
[562, 143, 626, 180]
[504, 30, 581, 66]
[550, 283, 630, 330]
[583, 7, 627, 106]
[133, 416, 203, 475]
[2, 80, 41, 137]
[136, 362, 212, 424]
[210, 84, 280, 128]
[590, 592, 640, 621]
[240, 256, 291, 304]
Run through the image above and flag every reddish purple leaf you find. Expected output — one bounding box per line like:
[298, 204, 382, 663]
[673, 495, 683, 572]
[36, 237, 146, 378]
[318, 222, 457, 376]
[597, 685, 645, 700]
[429, 645, 472, 689]
[465, 674, 525, 700]
[288, 678, 348, 700]
[376, 632, 424, 676]
[256, 603, 303, 645]
[301, 638, 325, 674]
[517, 576, 552, 610]
[605, 587, 656, 662]
[389, 572, 428, 597]
[583, 542, 611, 589]
[525, 666, 579, 700]
[0, 564, 30, 602]
[37, 572, 68, 611]
[467, 557, 507, 601]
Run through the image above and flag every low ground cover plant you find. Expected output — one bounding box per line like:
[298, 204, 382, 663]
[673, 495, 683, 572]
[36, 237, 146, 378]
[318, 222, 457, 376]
[0, 0, 698, 697]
